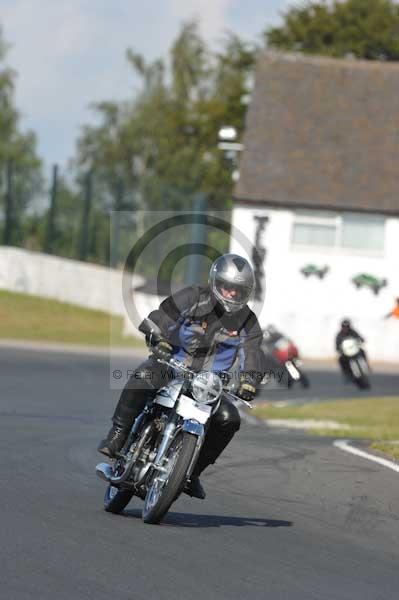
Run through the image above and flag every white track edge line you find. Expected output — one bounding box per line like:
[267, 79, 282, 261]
[334, 439, 399, 473]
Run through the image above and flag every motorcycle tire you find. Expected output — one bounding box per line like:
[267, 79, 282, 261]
[356, 375, 370, 390]
[300, 373, 310, 389]
[104, 485, 134, 514]
[142, 431, 197, 525]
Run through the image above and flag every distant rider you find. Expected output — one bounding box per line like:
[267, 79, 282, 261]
[335, 318, 366, 378]
[262, 324, 294, 349]
[98, 254, 265, 499]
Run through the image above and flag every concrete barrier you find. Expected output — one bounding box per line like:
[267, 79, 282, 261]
[2, 247, 397, 362]
[0, 246, 143, 320]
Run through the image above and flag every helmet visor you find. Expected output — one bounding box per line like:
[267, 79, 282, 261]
[214, 277, 252, 306]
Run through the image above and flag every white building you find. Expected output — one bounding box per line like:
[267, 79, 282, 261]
[233, 52, 399, 362]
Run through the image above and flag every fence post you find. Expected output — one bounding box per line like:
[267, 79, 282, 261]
[44, 164, 59, 254]
[110, 179, 124, 268]
[78, 170, 93, 261]
[3, 160, 14, 245]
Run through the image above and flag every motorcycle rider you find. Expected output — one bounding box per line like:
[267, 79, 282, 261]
[262, 324, 288, 368]
[98, 253, 265, 499]
[263, 324, 284, 346]
[335, 318, 366, 379]
[262, 324, 308, 388]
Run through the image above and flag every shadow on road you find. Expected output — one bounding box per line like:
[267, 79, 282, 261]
[124, 509, 293, 528]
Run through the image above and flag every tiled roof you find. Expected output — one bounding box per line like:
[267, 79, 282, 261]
[235, 52, 399, 215]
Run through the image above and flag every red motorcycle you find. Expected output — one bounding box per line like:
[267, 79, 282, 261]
[263, 328, 310, 389]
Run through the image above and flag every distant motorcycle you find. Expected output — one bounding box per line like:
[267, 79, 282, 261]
[273, 338, 310, 388]
[262, 328, 310, 389]
[338, 337, 370, 390]
[95, 319, 251, 525]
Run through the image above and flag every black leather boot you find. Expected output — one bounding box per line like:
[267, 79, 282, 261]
[97, 424, 129, 458]
[183, 476, 206, 500]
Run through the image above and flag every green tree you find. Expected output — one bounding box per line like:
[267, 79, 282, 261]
[0, 25, 42, 244]
[0, 28, 17, 163]
[74, 22, 256, 214]
[72, 22, 256, 269]
[265, 0, 399, 60]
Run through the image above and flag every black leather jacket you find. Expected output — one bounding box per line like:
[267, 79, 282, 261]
[146, 285, 264, 382]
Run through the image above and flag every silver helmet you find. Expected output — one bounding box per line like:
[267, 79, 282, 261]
[209, 254, 255, 313]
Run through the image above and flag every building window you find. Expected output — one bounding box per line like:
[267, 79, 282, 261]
[291, 210, 385, 252]
[341, 213, 385, 251]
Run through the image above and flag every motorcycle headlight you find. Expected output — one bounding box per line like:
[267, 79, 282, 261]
[341, 338, 360, 357]
[192, 372, 223, 404]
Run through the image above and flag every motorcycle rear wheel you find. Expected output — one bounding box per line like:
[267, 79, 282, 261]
[142, 431, 197, 525]
[104, 485, 134, 514]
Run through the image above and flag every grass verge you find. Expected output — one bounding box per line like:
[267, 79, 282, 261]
[253, 397, 399, 461]
[0, 289, 145, 348]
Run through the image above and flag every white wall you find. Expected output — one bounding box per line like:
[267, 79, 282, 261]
[231, 206, 399, 362]
[10, 215, 390, 360]
[123, 291, 166, 337]
[0, 246, 143, 324]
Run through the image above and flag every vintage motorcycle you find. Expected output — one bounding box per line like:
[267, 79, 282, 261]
[95, 319, 251, 525]
[272, 337, 310, 389]
[338, 337, 370, 390]
[262, 329, 310, 389]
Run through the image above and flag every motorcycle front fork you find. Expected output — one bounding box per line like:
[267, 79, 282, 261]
[153, 413, 206, 480]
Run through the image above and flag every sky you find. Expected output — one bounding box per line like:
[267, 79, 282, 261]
[0, 0, 292, 173]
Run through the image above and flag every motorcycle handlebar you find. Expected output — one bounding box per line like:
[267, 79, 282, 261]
[155, 357, 253, 409]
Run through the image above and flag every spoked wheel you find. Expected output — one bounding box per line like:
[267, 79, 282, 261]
[104, 484, 134, 514]
[142, 431, 197, 525]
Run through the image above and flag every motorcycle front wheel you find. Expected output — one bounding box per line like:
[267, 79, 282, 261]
[142, 431, 197, 525]
[356, 374, 370, 390]
[300, 372, 310, 388]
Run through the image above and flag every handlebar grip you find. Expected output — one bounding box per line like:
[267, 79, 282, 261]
[138, 318, 163, 343]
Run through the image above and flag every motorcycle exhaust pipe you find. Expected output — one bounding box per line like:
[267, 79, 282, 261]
[96, 460, 137, 485]
[95, 462, 114, 482]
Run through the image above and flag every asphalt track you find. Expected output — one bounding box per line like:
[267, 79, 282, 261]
[257, 361, 399, 403]
[2, 347, 399, 600]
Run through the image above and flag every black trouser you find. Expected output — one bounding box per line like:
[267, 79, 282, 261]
[112, 358, 241, 476]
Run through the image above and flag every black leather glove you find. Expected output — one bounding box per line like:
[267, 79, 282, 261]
[151, 339, 173, 361]
[237, 378, 257, 402]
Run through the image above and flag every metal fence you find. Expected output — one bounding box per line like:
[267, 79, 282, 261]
[0, 162, 231, 285]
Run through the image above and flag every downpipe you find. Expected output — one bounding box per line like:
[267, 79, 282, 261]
[106, 420, 155, 484]
[96, 415, 179, 485]
[95, 411, 151, 484]
[153, 421, 177, 468]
